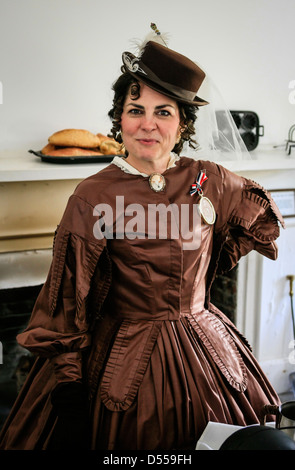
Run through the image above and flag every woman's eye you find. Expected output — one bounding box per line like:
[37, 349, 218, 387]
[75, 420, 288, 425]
[128, 108, 142, 115]
[157, 110, 171, 117]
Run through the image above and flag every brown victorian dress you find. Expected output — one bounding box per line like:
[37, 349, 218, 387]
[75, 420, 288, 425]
[0, 156, 284, 450]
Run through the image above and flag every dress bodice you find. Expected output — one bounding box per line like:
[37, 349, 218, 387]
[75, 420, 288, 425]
[106, 222, 213, 320]
[101, 156, 214, 320]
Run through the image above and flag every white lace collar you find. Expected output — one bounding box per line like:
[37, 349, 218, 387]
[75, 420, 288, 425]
[111, 154, 180, 176]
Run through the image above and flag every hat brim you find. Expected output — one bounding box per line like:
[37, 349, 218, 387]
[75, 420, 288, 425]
[125, 69, 208, 107]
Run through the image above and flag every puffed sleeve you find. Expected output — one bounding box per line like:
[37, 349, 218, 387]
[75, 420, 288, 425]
[217, 177, 285, 274]
[16, 193, 108, 384]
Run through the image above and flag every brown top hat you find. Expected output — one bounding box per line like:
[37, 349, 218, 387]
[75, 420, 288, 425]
[122, 41, 208, 106]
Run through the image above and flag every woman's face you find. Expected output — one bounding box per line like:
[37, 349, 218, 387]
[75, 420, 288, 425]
[120, 82, 181, 168]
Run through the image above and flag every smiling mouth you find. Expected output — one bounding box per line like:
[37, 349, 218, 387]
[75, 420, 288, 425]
[137, 139, 158, 145]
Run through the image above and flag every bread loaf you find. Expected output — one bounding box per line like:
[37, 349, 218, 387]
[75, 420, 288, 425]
[42, 129, 122, 156]
[48, 129, 101, 148]
[41, 143, 57, 154]
[100, 139, 122, 155]
[42, 146, 103, 156]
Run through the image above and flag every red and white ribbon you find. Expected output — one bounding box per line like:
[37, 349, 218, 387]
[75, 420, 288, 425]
[190, 170, 208, 196]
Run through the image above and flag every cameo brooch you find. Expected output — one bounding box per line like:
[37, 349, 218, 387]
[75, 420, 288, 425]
[149, 173, 166, 192]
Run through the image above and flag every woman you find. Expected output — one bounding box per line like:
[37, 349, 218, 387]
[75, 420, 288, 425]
[0, 38, 284, 450]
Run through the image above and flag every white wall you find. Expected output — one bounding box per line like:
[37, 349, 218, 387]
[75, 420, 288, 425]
[0, 0, 294, 151]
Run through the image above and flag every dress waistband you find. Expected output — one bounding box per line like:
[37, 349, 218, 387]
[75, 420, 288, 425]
[110, 309, 205, 322]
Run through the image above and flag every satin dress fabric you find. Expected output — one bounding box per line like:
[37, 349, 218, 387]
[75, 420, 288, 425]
[0, 157, 285, 450]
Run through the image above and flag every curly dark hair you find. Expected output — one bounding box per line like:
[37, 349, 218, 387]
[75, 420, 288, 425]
[108, 72, 199, 155]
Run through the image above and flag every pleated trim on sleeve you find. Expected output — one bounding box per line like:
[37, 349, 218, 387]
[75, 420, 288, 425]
[49, 225, 70, 317]
[48, 225, 107, 326]
[88, 248, 113, 326]
[247, 181, 285, 228]
[74, 240, 107, 329]
[100, 320, 163, 411]
[187, 310, 248, 393]
[228, 182, 285, 242]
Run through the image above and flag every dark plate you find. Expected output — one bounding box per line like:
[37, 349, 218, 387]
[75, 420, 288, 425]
[29, 149, 117, 164]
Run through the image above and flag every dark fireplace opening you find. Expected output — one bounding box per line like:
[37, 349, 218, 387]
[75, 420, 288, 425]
[0, 285, 42, 429]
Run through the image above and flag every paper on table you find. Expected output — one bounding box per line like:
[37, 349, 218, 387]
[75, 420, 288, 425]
[195, 422, 244, 450]
[195, 421, 276, 450]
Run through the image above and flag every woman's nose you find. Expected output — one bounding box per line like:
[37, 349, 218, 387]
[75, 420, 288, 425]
[140, 114, 157, 131]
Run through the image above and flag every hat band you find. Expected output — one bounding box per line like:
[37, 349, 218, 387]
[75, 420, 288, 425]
[122, 53, 198, 102]
[137, 61, 197, 102]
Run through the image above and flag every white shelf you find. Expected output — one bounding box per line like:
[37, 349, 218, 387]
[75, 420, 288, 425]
[0, 149, 110, 182]
[222, 146, 295, 173]
[0, 145, 294, 183]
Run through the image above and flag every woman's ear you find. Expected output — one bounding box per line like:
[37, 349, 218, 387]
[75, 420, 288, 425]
[176, 125, 185, 143]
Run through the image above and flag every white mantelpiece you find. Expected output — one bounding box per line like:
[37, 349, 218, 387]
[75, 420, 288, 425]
[1, 145, 295, 183]
[0, 150, 110, 183]
[0, 150, 109, 253]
